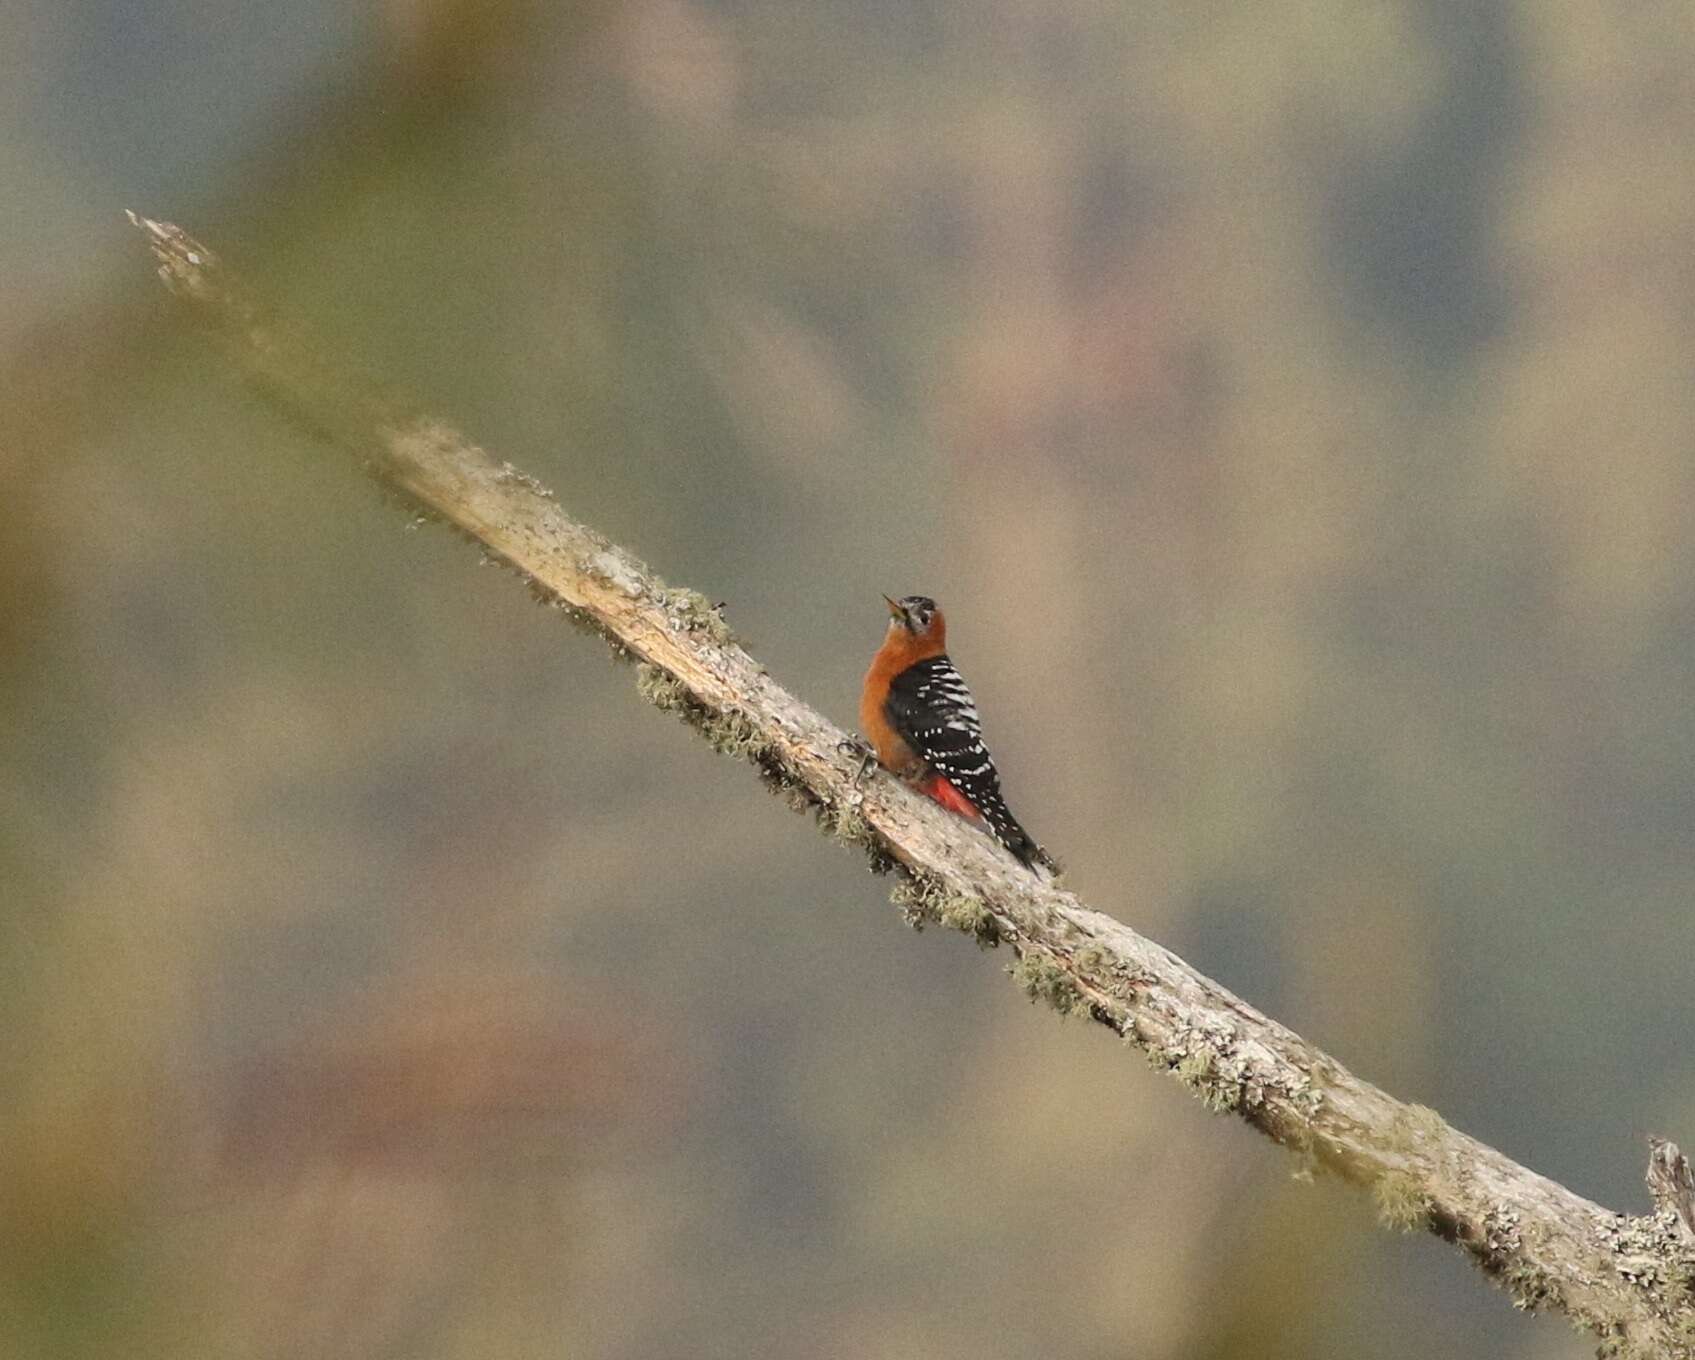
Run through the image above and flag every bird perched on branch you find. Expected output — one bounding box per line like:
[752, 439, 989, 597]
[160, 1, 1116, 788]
[860, 594, 1055, 873]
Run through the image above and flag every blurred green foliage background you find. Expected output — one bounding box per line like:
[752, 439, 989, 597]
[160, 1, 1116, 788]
[4, 1, 1694, 1356]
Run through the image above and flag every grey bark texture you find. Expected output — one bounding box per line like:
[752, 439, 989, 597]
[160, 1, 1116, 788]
[1649, 1139, 1695, 1249]
[129, 213, 1695, 1359]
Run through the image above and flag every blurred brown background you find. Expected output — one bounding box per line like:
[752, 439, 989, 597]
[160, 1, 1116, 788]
[4, 1, 1694, 1356]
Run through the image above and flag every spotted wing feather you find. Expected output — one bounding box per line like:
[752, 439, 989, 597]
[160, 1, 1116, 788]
[884, 656, 1051, 870]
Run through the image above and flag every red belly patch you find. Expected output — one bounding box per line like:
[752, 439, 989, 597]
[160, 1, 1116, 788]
[920, 774, 982, 821]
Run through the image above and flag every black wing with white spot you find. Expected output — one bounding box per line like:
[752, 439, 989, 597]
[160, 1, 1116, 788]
[884, 655, 1051, 870]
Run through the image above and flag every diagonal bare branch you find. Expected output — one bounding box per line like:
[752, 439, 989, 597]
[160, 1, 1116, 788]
[127, 212, 1695, 1359]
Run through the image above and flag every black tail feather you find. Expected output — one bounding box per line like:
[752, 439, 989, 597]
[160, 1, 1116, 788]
[981, 800, 1058, 876]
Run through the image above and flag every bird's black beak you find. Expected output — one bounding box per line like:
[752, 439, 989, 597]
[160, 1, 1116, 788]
[882, 594, 908, 628]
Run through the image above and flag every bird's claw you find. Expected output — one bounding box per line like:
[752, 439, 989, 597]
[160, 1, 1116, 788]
[838, 736, 878, 789]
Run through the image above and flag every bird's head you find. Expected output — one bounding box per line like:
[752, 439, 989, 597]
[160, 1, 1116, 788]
[883, 594, 944, 644]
